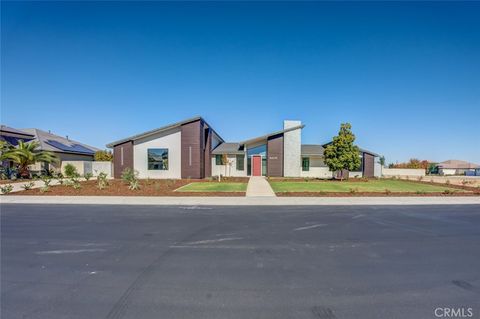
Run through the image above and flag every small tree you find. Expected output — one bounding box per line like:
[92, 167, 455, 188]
[221, 154, 233, 178]
[324, 123, 361, 180]
[94, 150, 113, 162]
[378, 156, 386, 167]
[3, 141, 58, 178]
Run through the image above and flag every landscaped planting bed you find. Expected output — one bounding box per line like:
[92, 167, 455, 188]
[11, 179, 246, 196]
[269, 179, 479, 196]
[176, 182, 247, 192]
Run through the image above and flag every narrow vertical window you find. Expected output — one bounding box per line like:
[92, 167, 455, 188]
[121, 147, 124, 166]
[189, 146, 192, 166]
[302, 157, 310, 171]
[215, 155, 222, 165]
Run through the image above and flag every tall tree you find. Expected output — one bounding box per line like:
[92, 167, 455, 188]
[3, 140, 58, 178]
[324, 123, 361, 180]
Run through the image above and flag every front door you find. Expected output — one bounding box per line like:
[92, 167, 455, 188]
[252, 155, 262, 176]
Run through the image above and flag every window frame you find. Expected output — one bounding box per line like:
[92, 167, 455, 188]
[215, 154, 223, 165]
[302, 157, 310, 171]
[147, 148, 169, 170]
[236, 155, 244, 171]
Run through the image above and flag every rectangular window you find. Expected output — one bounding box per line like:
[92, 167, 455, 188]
[148, 148, 168, 170]
[302, 157, 310, 171]
[215, 154, 222, 165]
[236, 155, 244, 171]
[120, 147, 124, 166]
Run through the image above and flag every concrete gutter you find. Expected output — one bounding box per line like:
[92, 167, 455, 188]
[1, 196, 479, 206]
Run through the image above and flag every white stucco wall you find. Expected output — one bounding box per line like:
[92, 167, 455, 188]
[283, 120, 302, 177]
[211, 154, 247, 177]
[300, 156, 333, 178]
[133, 128, 182, 179]
[374, 162, 382, 177]
[382, 168, 426, 177]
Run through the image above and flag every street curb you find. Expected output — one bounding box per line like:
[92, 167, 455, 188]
[1, 196, 480, 206]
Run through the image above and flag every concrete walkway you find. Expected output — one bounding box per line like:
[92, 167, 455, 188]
[246, 176, 276, 197]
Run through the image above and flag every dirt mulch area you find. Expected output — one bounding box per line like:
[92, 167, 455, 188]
[12, 179, 245, 197]
[0, 179, 33, 185]
[278, 191, 480, 197]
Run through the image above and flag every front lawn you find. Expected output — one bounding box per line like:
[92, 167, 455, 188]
[176, 182, 247, 192]
[269, 179, 463, 193]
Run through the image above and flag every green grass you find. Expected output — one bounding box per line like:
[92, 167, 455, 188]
[269, 179, 462, 193]
[176, 182, 247, 192]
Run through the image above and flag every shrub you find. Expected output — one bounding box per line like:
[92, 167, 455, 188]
[40, 186, 50, 193]
[94, 150, 113, 162]
[97, 172, 109, 189]
[445, 179, 450, 185]
[41, 176, 52, 186]
[84, 172, 93, 181]
[128, 179, 140, 190]
[121, 168, 138, 184]
[443, 189, 453, 195]
[0, 184, 14, 195]
[70, 177, 81, 188]
[349, 187, 358, 193]
[417, 176, 423, 181]
[415, 190, 426, 195]
[64, 164, 79, 178]
[22, 182, 35, 190]
[385, 188, 391, 195]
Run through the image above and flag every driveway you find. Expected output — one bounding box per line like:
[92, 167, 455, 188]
[2, 204, 480, 319]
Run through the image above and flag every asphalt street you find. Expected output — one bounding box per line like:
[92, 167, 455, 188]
[1, 204, 480, 319]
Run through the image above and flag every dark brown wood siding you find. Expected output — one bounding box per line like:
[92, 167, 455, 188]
[204, 128, 212, 178]
[113, 141, 133, 179]
[267, 134, 284, 177]
[363, 153, 375, 178]
[181, 120, 204, 179]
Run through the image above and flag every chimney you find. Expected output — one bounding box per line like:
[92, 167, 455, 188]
[283, 120, 302, 177]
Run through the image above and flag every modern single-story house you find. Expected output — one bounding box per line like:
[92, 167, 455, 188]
[436, 160, 480, 176]
[1, 125, 100, 173]
[107, 116, 381, 179]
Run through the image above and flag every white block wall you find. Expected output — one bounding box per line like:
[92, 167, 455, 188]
[133, 128, 182, 179]
[382, 168, 426, 177]
[283, 120, 302, 177]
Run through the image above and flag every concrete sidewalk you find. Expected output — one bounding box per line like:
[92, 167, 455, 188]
[1, 195, 479, 206]
[246, 177, 276, 197]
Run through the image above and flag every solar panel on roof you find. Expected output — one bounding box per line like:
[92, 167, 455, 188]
[45, 140, 95, 154]
[1, 136, 34, 146]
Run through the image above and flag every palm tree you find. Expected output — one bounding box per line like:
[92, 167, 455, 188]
[3, 140, 58, 178]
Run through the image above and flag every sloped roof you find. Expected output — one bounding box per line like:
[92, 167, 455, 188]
[0, 125, 34, 137]
[106, 116, 224, 148]
[211, 143, 243, 155]
[437, 160, 480, 169]
[301, 144, 324, 156]
[239, 124, 305, 145]
[21, 128, 100, 155]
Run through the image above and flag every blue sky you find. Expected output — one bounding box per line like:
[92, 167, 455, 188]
[2, 1, 479, 164]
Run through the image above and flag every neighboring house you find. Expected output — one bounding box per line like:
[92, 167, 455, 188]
[436, 160, 480, 176]
[4, 127, 100, 173]
[107, 116, 380, 179]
